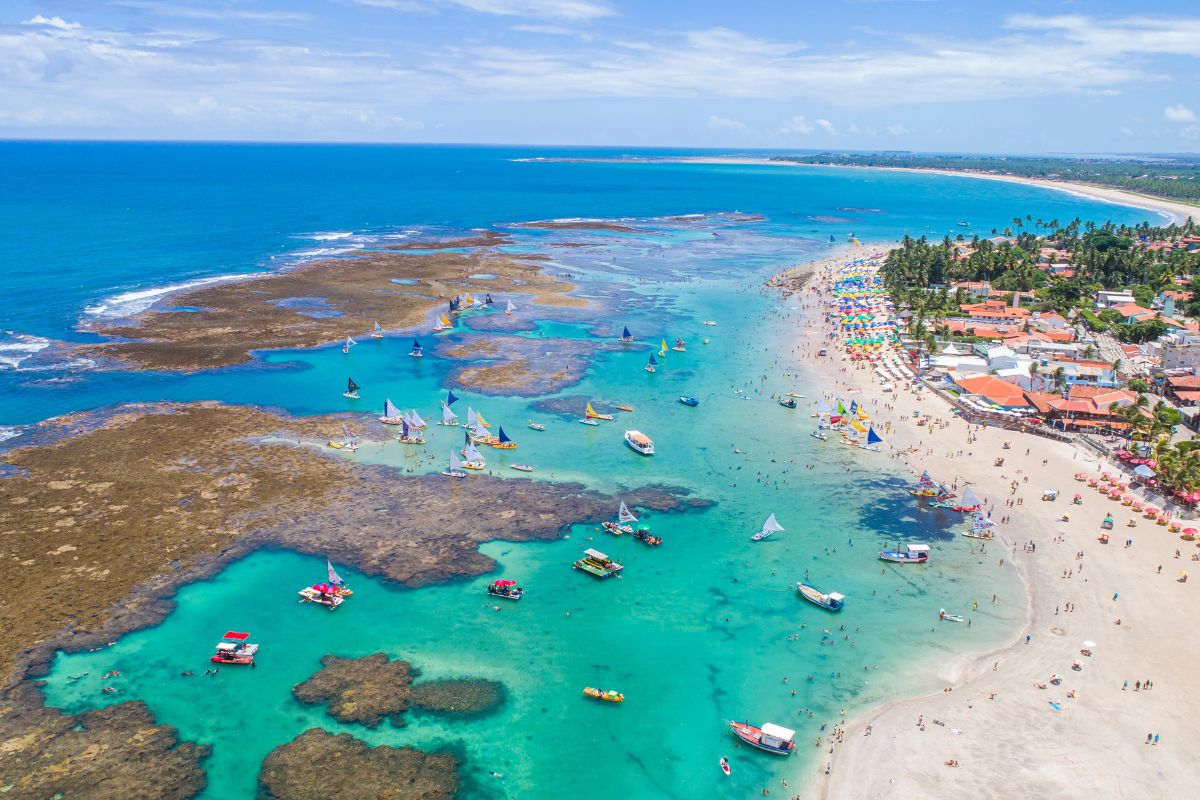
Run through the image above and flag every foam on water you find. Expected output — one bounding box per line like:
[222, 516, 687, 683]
[0, 332, 50, 370]
[83, 274, 258, 319]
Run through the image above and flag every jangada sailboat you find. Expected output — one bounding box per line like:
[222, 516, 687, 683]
[672, 337, 687, 352]
[343, 377, 360, 399]
[379, 398, 404, 425]
[342, 336, 356, 354]
[659, 338, 669, 357]
[439, 402, 459, 426]
[645, 353, 658, 373]
[489, 426, 517, 449]
[619, 325, 634, 343]
[460, 441, 486, 470]
[434, 312, 452, 332]
[752, 513, 784, 541]
[442, 449, 467, 478]
[505, 300, 516, 315]
[585, 402, 613, 421]
[409, 339, 423, 358]
[397, 419, 425, 444]
[603, 501, 638, 536]
[371, 321, 384, 339]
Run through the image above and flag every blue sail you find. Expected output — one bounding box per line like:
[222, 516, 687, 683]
[866, 426, 883, 446]
[850, 400, 859, 415]
[447, 389, 459, 406]
[622, 325, 631, 338]
[648, 353, 658, 366]
[498, 426, 511, 443]
[449, 297, 460, 311]
[412, 339, 422, 351]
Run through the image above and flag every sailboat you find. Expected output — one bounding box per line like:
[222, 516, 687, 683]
[446, 389, 459, 406]
[409, 409, 428, 429]
[490, 426, 517, 449]
[327, 423, 359, 451]
[586, 402, 614, 421]
[659, 338, 669, 357]
[439, 402, 459, 426]
[862, 426, 883, 451]
[434, 312, 452, 332]
[471, 420, 498, 445]
[475, 411, 492, 429]
[409, 339, 424, 358]
[751, 513, 784, 542]
[603, 500, 639, 536]
[397, 418, 425, 444]
[379, 398, 404, 425]
[443, 450, 467, 478]
[645, 353, 658, 374]
[505, 300, 516, 315]
[619, 325, 634, 343]
[465, 407, 478, 427]
[327, 560, 351, 595]
[963, 513, 996, 540]
[343, 378, 360, 399]
[485, 294, 494, 306]
[672, 337, 687, 352]
[371, 321, 384, 339]
[460, 441, 486, 470]
[342, 336, 357, 354]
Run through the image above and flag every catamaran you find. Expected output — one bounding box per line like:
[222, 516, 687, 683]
[442, 450, 467, 478]
[879, 543, 930, 564]
[371, 321, 384, 339]
[409, 339, 424, 358]
[460, 441, 486, 470]
[439, 402, 459, 426]
[490, 426, 517, 449]
[645, 353, 658, 373]
[603, 501, 638, 536]
[624, 430, 654, 455]
[619, 325, 634, 343]
[504, 300, 516, 315]
[752, 513, 784, 541]
[796, 582, 845, 611]
[343, 378, 360, 399]
[585, 402, 613, 421]
[379, 398, 404, 425]
[728, 721, 795, 755]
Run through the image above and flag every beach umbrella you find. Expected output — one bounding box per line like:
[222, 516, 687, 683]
[1184, 528, 1197, 536]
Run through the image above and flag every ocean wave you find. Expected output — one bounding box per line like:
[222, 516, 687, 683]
[305, 231, 354, 241]
[0, 425, 22, 444]
[0, 332, 50, 370]
[84, 274, 258, 319]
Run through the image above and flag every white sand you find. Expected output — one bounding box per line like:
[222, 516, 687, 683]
[773, 247, 1200, 799]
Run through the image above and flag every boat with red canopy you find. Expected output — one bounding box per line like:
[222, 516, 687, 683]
[211, 631, 259, 665]
[728, 720, 795, 755]
[486, 579, 524, 600]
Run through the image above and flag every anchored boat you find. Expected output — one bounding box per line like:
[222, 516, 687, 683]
[489, 426, 517, 449]
[602, 501, 639, 536]
[779, 397, 797, 409]
[510, 463, 535, 472]
[585, 402, 613, 421]
[371, 321, 384, 339]
[343, 377, 360, 399]
[211, 631, 258, 665]
[624, 430, 655, 455]
[752, 513, 784, 542]
[379, 398, 404, 425]
[442, 450, 467, 478]
[583, 687, 624, 703]
[728, 721, 795, 755]
[679, 395, 699, 407]
[879, 543, 930, 564]
[796, 582, 845, 611]
[486, 579, 523, 600]
[573, 548, 623, 578]
[527, 420, 546, 431]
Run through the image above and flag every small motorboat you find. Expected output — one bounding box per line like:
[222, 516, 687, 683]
[728, 721, 795, 755]
[704, 320, 717, 326]
[879, 544, 930, 564]
[579, 418, 600, 426]
[527, 420, 545, 431]
[615, 404, 634, 412]
[583, 687, 624, 703]
[810, 430, 827, 441]
[796, 582, 845, 611]
[211, 631, 259, 665]
[510, 464, 535, 472]
[486, 579, 523, 600]
[679, 395, 699, 407]
[779, 398, 797, 409]
[938, 609, 964, 622]
[624, 430, 655, 455]
[633, 527, 662, 546]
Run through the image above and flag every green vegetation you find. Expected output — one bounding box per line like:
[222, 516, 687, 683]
[772, 153, 1200, 205]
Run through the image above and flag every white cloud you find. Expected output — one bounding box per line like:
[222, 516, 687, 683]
[21, 15, 81, 30]
[707, 114, 749, 132]
[815, 118, 837, 134]
[887, 123, 908, 135]
[357, 0, 613, 19]
[1165, 103, 1196, 122]
[1120, 126, 1134, 136]
[779, 115, 814, 134]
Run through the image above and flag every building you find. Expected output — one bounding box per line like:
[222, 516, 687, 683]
[957, 300, 1031, 327]
[1160, 334, 1200, 372]
[1095, 290, 1136, 309]
[1023, 387, 1137, 433]
[952, 375, 1033, 408]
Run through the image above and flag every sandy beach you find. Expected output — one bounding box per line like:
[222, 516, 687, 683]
[780, 245, 1200, 799]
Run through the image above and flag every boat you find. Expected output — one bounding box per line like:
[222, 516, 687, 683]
[471, 419, 500, 445]
[796, 582, 845, 611]
[298, 583, 344, 610]
[672, 337, 687, 352]
[624, 430, 655, 455]
[962, 513, 995, 540]
[752, 512, 784, 542]
[442, 450, 467, 478]
[505, 300, 516, 315]
[528, 420, 545, 431]
[474, 411, 492, 429]
[439, 402, 459, 426]
[938, 609, 964, 622]
[486, 579, 523, 600]
[645, 353, 658, 373]
[879, 544, 930, 564]
[326, 559, 352, 595]
[779, 398, 797, 409]
[397, 419, 425, 445]
[704, 320, 717, 326]
[434, 313, 452, 332]
[371, 321, 384, 339]
[679, 395, 699, 407]
[379, 398, 404, 425]
[210, 631, 259, 665]
[585, 402, 613, 421]
[510, 464, 535, 472]
[633, 526, 662, 546]
[720, 757, 731, 776]
[659, 338, 669, 357]
[572, 548, 623, 578]
[328, 424, 359, 451]
[583, 687, 624, 703]
[957, 220, 970, 227]
[489, 426, 517, 449]
[343, 377, 360, 399]
[579, 418, 600, 426]
[602, 501, 639, 536]
[619, 325, 634, 343]
[460, 441, 486, 470]
[409, 339, 424, 358]
[615, 404, 634, 412]
[728, 721, 795, 755]
[342, 336, 357, 354]
[861, 426, 884, 451]
[810, 430, 827, 441]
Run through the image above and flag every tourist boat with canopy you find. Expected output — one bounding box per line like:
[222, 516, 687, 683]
[489, 426, 517, 449]
[752, 513, 784, 542]
[620, 325, 634, 343]
[573, 548, 623, 578]
[796, 582, 845, 611]
[442, 450, 467, 478]
[486, 579, 523, 600]
[585, 402, 613, 421]
[728, 721, 795, 755]
[624, 430, 654, 455]
[211, 631, 259, 665]
[379, 398, 404, 425]
[409, 339, 423, 358]
[679, 395, 699, 407]
[343, 378, 360, 399]
[672, 337, 687, 352]
[528, 420, 545, 431]
[879, 543, 930, 563]
[371, 321, 384, 339]
[603, 501, 639, 535]
[583, 687, 624, 703]
[645, 353, 658, 373]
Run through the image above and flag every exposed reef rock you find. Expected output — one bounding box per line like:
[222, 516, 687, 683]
[438, 334, 608, 396]
[409, 679, 504, 718]
[258, 729, 458, 800]
[292, 654, 414, 728]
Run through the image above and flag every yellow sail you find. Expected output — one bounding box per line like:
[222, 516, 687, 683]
[857, 407, 870, 421]
[851, 417, 867, 434]
[586, 402, 598, 418]
[476, 412, 491, 428]
[440, 313, 450, 326]
[465, 293, 474, 305]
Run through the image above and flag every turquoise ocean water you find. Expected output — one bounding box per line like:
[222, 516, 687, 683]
[6, 143, 1158, 797]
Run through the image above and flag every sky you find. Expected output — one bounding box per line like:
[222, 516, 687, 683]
[0, 0, 1198, 152]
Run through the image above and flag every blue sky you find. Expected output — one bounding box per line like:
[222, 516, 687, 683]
[1, 0, 1197, 152]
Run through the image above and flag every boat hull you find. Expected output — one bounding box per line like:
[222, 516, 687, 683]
[797, 583, 844, 611]
[879, 552, 928, 563]
[728, 722, 794, 755]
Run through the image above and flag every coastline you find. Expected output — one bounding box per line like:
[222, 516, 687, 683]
[782, 247, 1200, 799]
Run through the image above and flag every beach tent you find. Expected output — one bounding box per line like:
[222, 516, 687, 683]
[1133, 464, 1155, 478]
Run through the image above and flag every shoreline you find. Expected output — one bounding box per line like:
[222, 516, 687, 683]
[779, 247, 1200, 799]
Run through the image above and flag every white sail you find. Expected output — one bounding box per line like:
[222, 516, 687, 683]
[346, 336, 357, 347]
[410, 410, 427, 428]
[327, 560, 344, 585]
[449, 450, 463, 470]
[466, 407, 478, 426]
[617, 501, 638, 523]
[374, 321, 383, 333]
[464, 442, 484, 462]
[402, 410, 415, 427]
[383, 399, 402, 419]
[474, 421, 488, 439]
[760, 513, 784, 536]
[441, 403, 458, 423]
[505, 300, 516, 312]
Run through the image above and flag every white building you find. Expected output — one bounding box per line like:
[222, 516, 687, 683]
[1095, 290, 1135, 309]
[1160, 334, 1200, 372]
